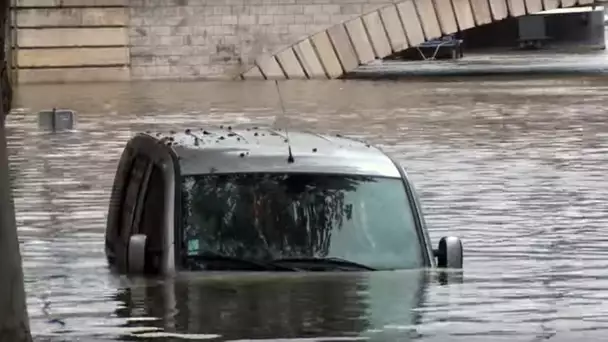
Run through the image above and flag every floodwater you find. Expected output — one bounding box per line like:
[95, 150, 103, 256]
[5, 69, 608, 342]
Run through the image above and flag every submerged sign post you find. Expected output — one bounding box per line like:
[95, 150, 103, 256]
[38, 108, 76, 132]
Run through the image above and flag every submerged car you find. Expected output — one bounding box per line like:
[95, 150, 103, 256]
[104, 126, 463, 275]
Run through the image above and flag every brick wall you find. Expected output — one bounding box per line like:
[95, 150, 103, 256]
[128, 0, 392, 80]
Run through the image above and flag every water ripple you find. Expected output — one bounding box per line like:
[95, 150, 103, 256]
[6, 77, 608, 341]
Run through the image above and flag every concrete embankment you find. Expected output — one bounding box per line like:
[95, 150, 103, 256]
[347, 49, 608, 79]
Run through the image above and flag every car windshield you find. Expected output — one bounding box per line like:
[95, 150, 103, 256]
[180, 173, 424, 270]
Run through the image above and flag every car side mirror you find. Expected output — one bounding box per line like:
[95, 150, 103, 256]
[127, 234, 147, 274]
[434, 236, 463, 269]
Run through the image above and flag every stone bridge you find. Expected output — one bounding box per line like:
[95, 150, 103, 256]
[8, 0, 605, 83]
[241, 0, 603, 80]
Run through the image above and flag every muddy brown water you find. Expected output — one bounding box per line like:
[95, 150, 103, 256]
[6, 76, 608, 341]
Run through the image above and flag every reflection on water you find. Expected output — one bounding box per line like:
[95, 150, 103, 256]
[115, 271, 427, 341]
[6, 77, 608, 341]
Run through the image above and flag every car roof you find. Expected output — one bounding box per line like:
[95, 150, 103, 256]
[143, 126, 402, 178]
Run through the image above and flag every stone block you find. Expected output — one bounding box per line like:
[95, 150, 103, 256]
[380, 5, 408, 52]
[259, 15, 273, 24]
[434, 0, 458, 34]
[451, 0, 475, 31]
[414, 0, 442, 40]
[327, 24, 359, 72]
[288, 24, 307, 36]
[313, 13, 331, 24]
[15, 8, 128, 28]
[311, 31, 343, 78]
[524, 0, 543, 14]
[488, 0, 508, 20]
[241, 66, 265, 80]
[322, 4, 341, 14]
[17, 27, 128, 47]
[560, 0, 576, 6]
[345, 17, 375, 65]
[362, 10, 392, 58]
[159, 36, 186, 46]
[506, 0, 526, 16]
[237, 15, 257, 25]
[293, 38, 326, 79]
[469, 0, 493, 25]
[256, 55, 286, 80]
[362, 4, 386, 13]
[276, 47, 307, 79]
[17, 47, 129, 67]
[304, 4, 325, 14]
[396, 1, 425, 48]
[542, 0, 559, 9]
[340, 4, 364, 15]
[578, 0, 594, 4]
[18, 67, 130, 84]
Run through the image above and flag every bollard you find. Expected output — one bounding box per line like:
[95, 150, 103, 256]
[38, 108, 76, 132]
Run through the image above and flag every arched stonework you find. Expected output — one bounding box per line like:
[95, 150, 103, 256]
[240, 0, 597, 80]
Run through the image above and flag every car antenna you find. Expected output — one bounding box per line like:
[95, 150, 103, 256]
[275, 80, 295, 163]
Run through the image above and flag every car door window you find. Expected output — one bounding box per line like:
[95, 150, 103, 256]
[139, 164, 166, 273]
[119, 155, 150, 244]
[131, 163, 153, 236]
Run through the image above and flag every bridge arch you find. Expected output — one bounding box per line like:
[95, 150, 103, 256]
[240, 0, 596, 80]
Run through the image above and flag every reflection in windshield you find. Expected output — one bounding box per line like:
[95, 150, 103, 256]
[181, 173, 423, 270]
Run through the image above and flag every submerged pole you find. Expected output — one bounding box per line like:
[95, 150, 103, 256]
[0, 0, 33, 340]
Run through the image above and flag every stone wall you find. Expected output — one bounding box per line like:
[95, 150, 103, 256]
[126, 0, 391, 80]
[12, 0, 130, 83]
[10, 0, 589, 83]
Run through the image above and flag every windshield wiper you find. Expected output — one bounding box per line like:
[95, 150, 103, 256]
[188, 252, 300, 272]
[270, 257, 376, 271]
